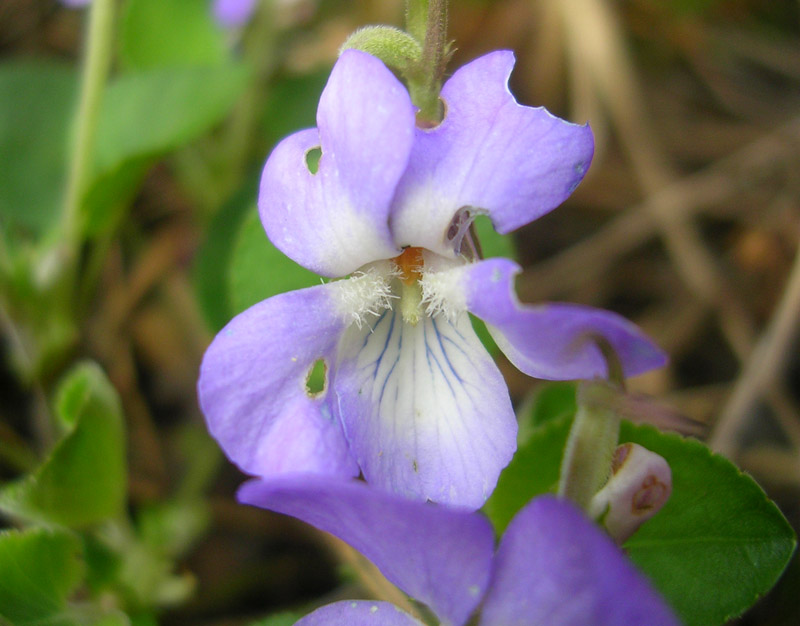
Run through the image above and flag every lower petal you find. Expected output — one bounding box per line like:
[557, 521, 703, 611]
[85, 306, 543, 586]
[462, 259, 667, 379]
[238, 476, 494, 626]
[197, 283, 359, 479]
[480, 496, 679, 626]
[334, 309, 517, 509]
[295, 601, 425, 626]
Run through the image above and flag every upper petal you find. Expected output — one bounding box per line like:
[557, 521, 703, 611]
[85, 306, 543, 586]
[259, 50, 415, 277]
[197, 282, 359, 479]
[459, 258, 666, 379]
[238, 476, 495, 626]
[295, 601, 425, 626]
[390, 51, 593, 257]
[334, 309, 517, 509]
[480, 496, 679, 626]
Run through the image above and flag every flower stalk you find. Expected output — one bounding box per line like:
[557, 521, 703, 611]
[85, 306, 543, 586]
[405, 0, 429, 43]
[558, 381, 622, 510]
[405, 0, 450, 122]
[61, 0, 114, 258]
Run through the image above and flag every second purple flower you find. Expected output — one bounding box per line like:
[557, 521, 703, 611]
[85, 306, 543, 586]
[198, 49, 666, 508]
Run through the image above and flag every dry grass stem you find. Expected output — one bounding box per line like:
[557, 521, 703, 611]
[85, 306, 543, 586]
[711, 245, 800, 458]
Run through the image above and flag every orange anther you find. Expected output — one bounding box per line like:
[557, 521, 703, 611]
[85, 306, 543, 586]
[394, 247, 425, 285]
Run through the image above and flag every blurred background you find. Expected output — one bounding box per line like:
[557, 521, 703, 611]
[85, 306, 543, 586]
[1, 0, 799, 624]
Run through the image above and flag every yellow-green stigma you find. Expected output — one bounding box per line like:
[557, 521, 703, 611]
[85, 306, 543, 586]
[394, 247, 425, 325]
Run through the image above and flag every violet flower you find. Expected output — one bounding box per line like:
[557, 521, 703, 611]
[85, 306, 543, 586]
[212, 0, 259, 27]
[239, 477, 679, 626]
[198, 49, 666, 508]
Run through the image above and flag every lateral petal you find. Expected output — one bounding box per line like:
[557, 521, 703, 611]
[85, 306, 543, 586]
[391, 51, 593, 257]
[238, 476, 495, 626]
[334, 309, 517, 509]
[197, 283, 358, 479]
[259, 50, 415, 277]
[461, 258, 666, 379]
[480, 496, 679, 626]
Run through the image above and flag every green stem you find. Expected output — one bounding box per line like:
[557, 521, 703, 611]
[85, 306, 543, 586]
[558, 382, 621, 510]
[61, 0, 115, 262]
[405, 0, 448, 121]
[405, 0, 429, 43]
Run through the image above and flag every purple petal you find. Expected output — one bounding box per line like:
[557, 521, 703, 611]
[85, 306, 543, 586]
[239, 476, 495, 626]
[463, 258, 666, 379]
[61, 0, 91, 6]
[295, 601, 425, 626]
[213, 0, 258, 26]
[334, 309, 517, 509]
[390, 51, 593, 257]
[197, 283, 358, 479]
[259, 50, 415, 277]
[480, 496, 679, 626]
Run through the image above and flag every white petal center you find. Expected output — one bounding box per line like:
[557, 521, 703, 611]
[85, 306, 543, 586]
[335, 307, 515, 505]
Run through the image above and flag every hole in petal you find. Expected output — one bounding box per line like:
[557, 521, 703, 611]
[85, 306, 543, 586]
[305, 146, 322, 174]
[305, 358, 327, 397]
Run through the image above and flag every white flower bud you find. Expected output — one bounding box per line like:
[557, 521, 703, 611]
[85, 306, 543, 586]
[588, 443, 672, 544]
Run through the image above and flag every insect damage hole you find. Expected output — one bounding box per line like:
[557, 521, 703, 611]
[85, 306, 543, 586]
[305, 358, 327, 397]
[305, 146, 322, 174]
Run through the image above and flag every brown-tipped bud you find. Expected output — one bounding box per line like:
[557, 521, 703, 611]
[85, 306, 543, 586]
[588, 443, 672, 544]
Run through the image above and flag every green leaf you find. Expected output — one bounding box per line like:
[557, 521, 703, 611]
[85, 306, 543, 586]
[83, 533, 122, 595]
[228, 209, 321, 315]
[483, 412, 572, 533]
[621, 422, 797, 626]
[0, 361, 126, 527]
[483, 382, 577, 531]
[524, 381, 578, 430]
[174, 423, 224, 500]
[0, 61, 247, 241]
[0, 61, 76, 237]
[470, 315, 500, 357]
[90, 614, 130, 626]
[0, 528, 84, 625]
[473, 214, 516, 260]
[84, 64, 248, 234]
[120, 0, 227, 70]
[262, 69, 329, 145]
[484, 407, 797, 624]
[81, 158, 151, 236]
[138, 499, 211, 559]
[193, 183, 257, 331]
[516, 381, 577, 447]
[95, 64, 248, 175]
